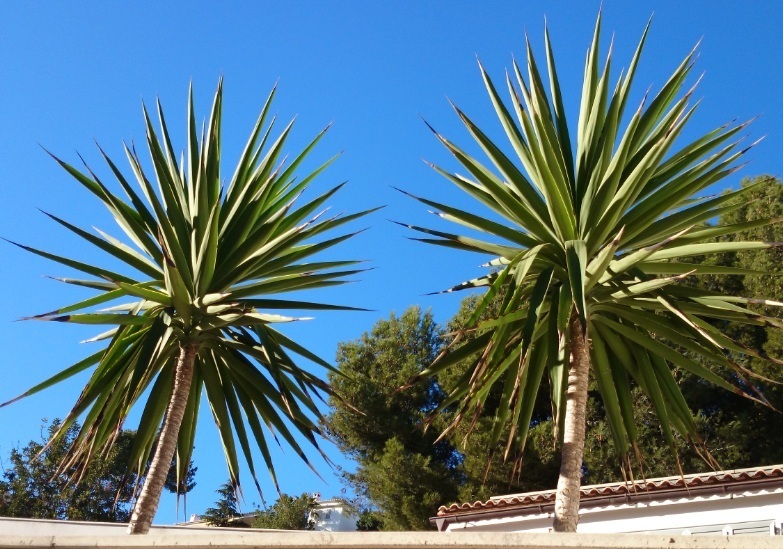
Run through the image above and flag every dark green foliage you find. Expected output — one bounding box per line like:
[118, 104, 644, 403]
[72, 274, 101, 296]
[324, 307, 460, 530]
[326, 305, 562, 529]
[252, 493, 317, 530]
[331, 294, 783, 528]
[0, 419, 136, 522]
[439, 295, 562, 503]
[327, 307, 446, 460]
[0, 418, 197, 523]
[452, 176, 783, 486]
[360, 437, 453, 530]
[202, 481, 243, 527]
[674, 175, 783, 468]
[563, 175, 783, 482]
[355, 510, 383, 531]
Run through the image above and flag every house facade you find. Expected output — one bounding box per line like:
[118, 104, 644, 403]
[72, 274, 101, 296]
[310, 498, 357, 532]
[432, 464, 783, 536]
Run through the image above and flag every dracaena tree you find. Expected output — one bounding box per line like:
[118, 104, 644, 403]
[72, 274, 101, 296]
[403, 15, 782, 532]
[3, 80, 372, 534]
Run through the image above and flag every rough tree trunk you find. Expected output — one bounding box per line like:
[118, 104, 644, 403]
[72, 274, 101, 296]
[552, 314, 591, 533]
[127, 343, 197, 534]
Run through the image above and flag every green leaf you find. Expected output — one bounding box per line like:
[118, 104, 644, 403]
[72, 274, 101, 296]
[5, 239, 137, 285]
[41, 211, 161, 279]
[590, 328, 629, 455]
[586, 227, 624, 290]
[0, 349, 104, 408]
[33, 313, 156, 326]
[594, 315, 754, 398]
[646, 241, 780, 261]
[565, 240, 588, 327]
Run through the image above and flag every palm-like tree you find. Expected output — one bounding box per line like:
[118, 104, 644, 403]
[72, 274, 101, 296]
[3, 81, 372, 534]
[404, 16, 782, 532]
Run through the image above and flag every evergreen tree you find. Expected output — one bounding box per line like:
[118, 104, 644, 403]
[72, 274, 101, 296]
[0, 419, 135, 521]
[0, 419, 197, 522]
[201, 481, 243, 527]
[252, 493, 317, 530]
[355, 510, 383, 531]
[324, 307, 460, 530]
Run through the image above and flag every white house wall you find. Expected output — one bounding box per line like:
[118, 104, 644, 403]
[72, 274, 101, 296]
[313, 501, 357, 532]
[444, 488, 783, 535]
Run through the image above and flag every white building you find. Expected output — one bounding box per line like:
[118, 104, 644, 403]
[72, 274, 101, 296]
[432, 464, 783, 536]
[179, 494, 357, 531]
[311, 498, 357, 532]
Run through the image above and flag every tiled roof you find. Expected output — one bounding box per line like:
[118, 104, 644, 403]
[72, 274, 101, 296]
[437, 464, 783, 517]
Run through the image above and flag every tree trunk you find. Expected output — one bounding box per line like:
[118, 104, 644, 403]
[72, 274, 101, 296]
[552, 314, 591, 533]
[127, 343, 197, 534]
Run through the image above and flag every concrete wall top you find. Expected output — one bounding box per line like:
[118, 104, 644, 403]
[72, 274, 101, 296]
[0, 531, 782, 549]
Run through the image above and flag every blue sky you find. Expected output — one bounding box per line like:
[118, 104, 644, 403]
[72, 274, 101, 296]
[1, 2, 781, 525]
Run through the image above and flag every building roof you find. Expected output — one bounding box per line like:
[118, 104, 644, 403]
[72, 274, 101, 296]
[315, 498, 349, 506]
[436, 464, 783, 519]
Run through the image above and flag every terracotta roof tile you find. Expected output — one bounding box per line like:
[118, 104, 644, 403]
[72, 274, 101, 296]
[437, 464, 783, 516]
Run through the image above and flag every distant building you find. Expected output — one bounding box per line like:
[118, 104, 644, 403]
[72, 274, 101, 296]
[432, 464, 783, 536]
[180, 494, 357, 531]
[311, 498, 357, 532]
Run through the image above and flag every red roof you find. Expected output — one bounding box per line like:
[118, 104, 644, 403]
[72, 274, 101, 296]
[437, 464, 783, 517]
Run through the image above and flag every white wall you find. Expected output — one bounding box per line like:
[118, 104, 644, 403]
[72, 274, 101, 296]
[2, 530, 783, 549]
[444, 488, 783, 535]
[0, 516, 260, 536]
[312, 500, 357, 532]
